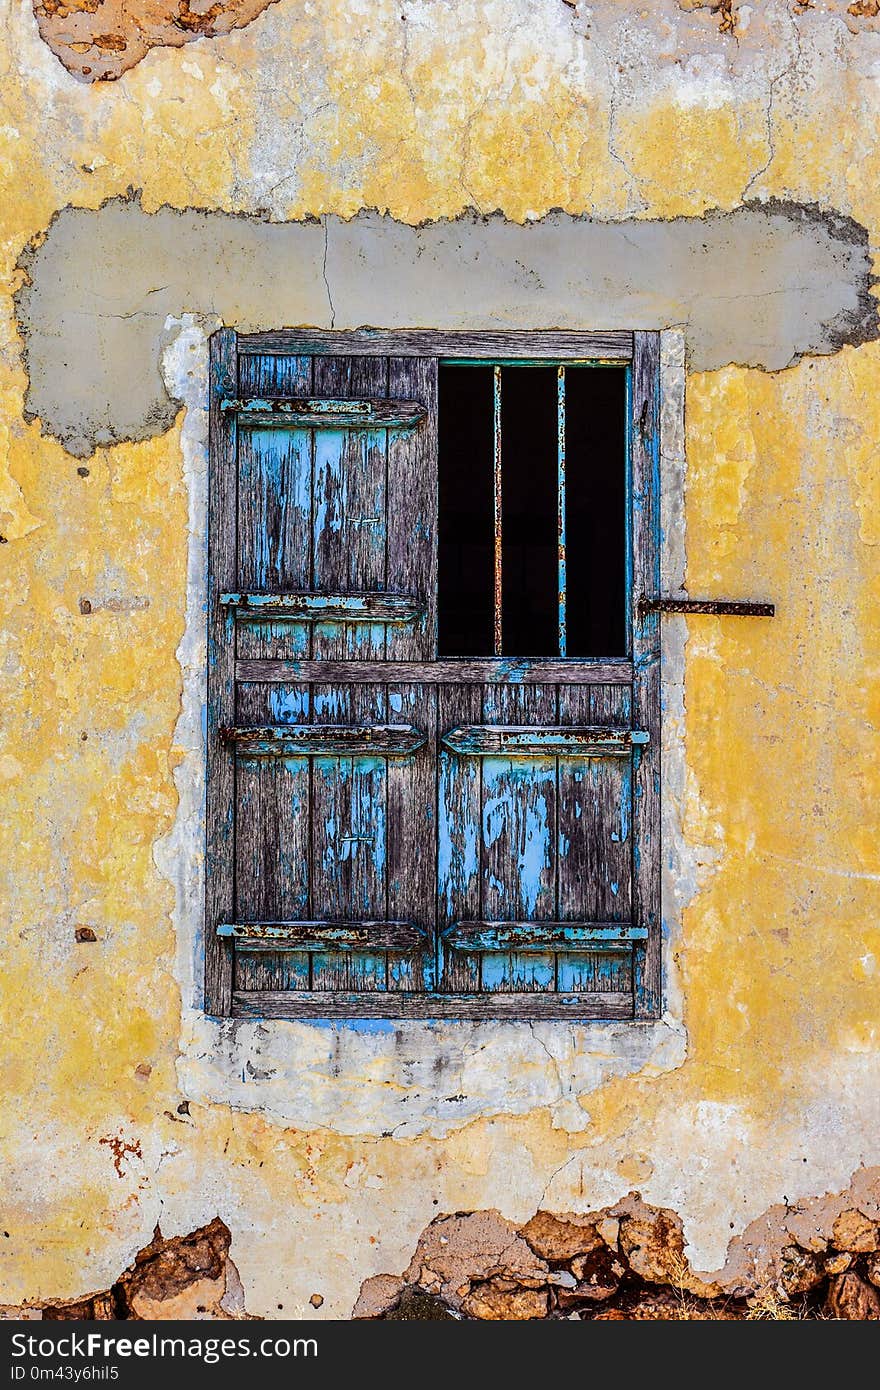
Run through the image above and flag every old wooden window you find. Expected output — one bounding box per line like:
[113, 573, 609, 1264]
[206, 330, 660, 1021]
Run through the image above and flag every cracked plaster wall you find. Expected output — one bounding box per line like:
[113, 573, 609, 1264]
[1, 0, 879, 1321]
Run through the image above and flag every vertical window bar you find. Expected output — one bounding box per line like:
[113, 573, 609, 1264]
[493, 364, 503, 655]
[557, 365, 567, 658]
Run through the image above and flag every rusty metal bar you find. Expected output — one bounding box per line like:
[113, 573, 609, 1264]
[493, 364, 503, 655]
[639, 597, 775, 618]
[557, 365, 567, 658]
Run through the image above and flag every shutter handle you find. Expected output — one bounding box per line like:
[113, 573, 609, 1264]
[638, 596, 774, 618]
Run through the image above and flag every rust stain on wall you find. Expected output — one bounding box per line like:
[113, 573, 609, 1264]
[32, 0, 282, 82]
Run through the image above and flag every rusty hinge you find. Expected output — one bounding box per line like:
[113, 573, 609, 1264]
[638, 596, 775, 618]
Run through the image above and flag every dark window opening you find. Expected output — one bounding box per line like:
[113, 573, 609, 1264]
[437, 363, 628, 658]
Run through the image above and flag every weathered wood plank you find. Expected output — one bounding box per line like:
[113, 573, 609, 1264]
[235, 682, 310, 725]
[386, 684, 436, 991]
[219, 922, 427, 951]
[442, 922, 646, 951]
[437, 684, 482, 991]
[233, 990, 635, 1020]
[233, 951, 310, 993]
[310, 685, 388, 990]
[387, 358, 438, 662]
[237, 658, 634, 684]
[441, 724, 647, 757]
[236, 406, 312, 661]
[238, 353, 312, 398]
[557, 685, 634, 993]
[223, 724, 425, 756]
[238, 330, 635, 360]
[312, 356, 389, 663]
[222, 592, 424, 623]
[631, 331, 662, 1019]
[480, 685, 556, 992]
[233, 754, 311, 991]
[205, 328, 238, 1016]
[223, 397, 426, 430]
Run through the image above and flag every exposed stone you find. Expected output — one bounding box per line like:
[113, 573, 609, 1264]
[40, 1219, 246, 1322]
[461, 1281, 548, 1321]
[356, 1192, 880, 1319]
[826, 1272, 880, 1320]
[121, 1219, 233, 1319]
[383, 1289, 458, 1321]
[778, 1245, 825, 1297]
[43, 1293, 116, 1320]
[352, 1274, 405, 1320]
[568, 1246, 627, 1300]
[32, 0, 281, 83]
[519, 1211, 604, 1263]
[596, 1218, 621, 1251]
[614, 1195, 721, 1298]
[402, 1212, 548, 1309]
[831, 1209, 879, 1253]
[593, 1289, 741, 1320]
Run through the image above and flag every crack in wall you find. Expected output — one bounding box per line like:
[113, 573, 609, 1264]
[13, 197, 877, 459]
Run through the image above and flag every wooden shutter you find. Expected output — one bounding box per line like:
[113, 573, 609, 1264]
[206, 329, 661, 1021]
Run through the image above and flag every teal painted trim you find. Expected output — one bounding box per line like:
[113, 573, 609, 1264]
[218, 922, 429, 951]
[220, 398, 426, 429]
[225, 724, 426, 757]
[220, 592, 424, 623]
[442, 922, 647, 951]
[441, 725, 649, 757]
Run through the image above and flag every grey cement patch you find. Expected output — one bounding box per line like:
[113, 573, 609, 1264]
[15, 198, 877, 459]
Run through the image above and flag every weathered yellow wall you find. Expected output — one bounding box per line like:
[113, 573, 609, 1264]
[1, 0, 879, 1317]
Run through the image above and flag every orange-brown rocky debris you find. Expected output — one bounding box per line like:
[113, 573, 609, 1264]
[39, 1218, 249, 1320]
[8, 1177, 880, 1320]
[354, 1171, 880, 1321]
[32, 0, 282, 82]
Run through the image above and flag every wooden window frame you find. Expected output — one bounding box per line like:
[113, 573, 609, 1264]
[205, 329, 661, 1022]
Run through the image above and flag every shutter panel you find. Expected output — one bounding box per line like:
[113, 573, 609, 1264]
[211, 347, 438, 1010]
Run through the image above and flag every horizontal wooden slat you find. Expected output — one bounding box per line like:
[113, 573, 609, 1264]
[441, 725, 648, 757]
[237, 330, 634, 360]
[443, 922, 647, 952]
[219, 921, 427, 951]
[220, 397, 426, 429]
[232, 990, 634, 1020]
[235, 658, 634, 685]
[222, 724, 425, 756]
[221, 592, 424, 623]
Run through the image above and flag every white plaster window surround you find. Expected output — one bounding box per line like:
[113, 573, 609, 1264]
[155, 318, 693, 1140]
